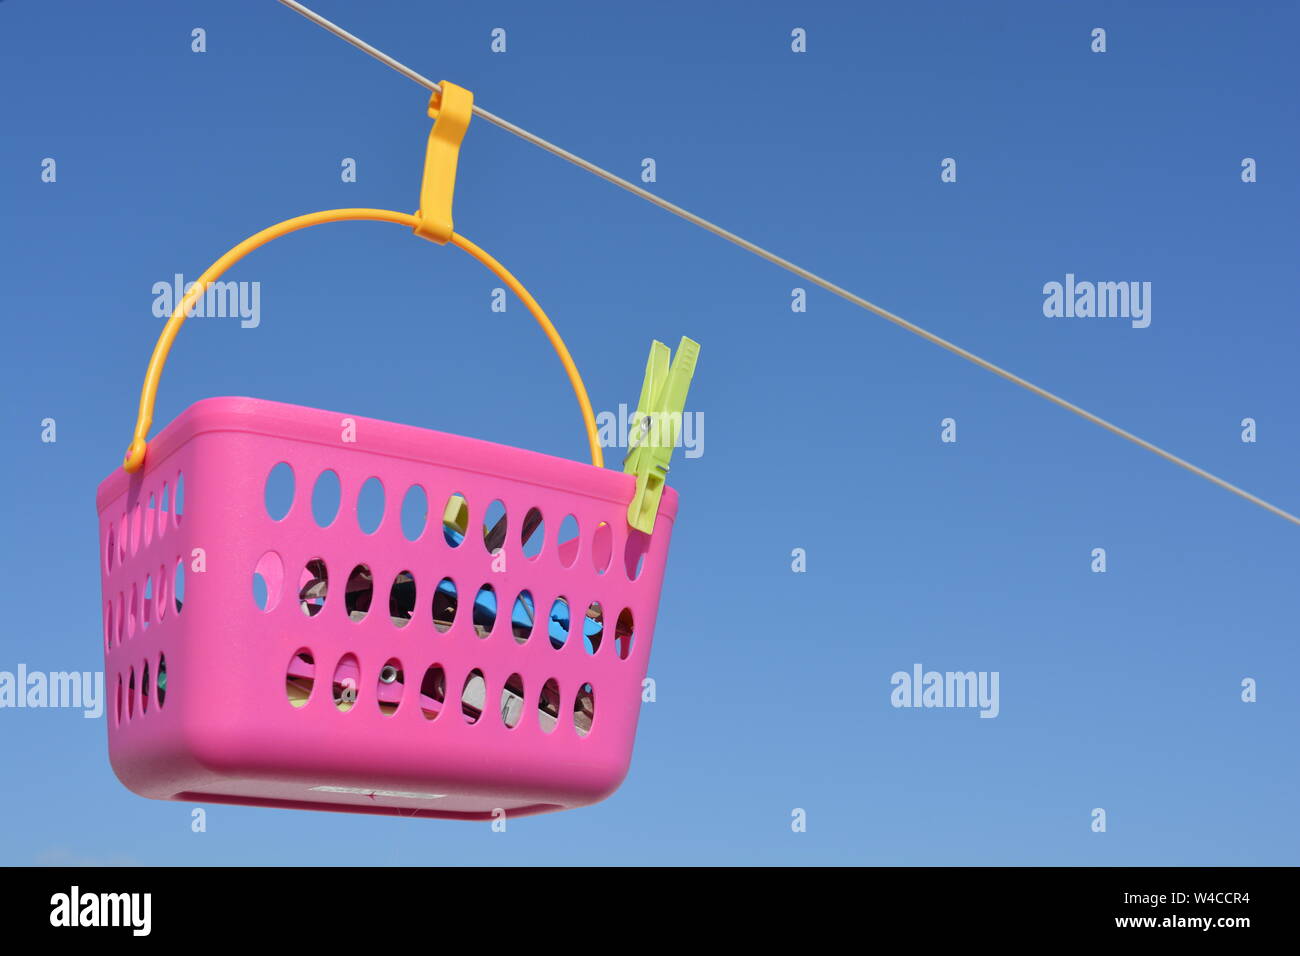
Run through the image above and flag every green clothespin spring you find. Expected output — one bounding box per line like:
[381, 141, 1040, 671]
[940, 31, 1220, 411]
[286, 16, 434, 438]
[624, 336, 700, 533]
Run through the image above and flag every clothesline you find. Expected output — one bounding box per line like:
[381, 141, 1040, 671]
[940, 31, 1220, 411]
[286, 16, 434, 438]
[276, 0, 1300, 530]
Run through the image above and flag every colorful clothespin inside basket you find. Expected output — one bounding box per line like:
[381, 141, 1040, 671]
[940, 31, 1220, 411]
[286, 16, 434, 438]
[624, 336, 701, 534]
[413, 81, 473, 244]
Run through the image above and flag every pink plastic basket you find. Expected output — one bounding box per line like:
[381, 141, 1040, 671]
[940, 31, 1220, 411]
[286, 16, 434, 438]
[96, 396, 677, 819]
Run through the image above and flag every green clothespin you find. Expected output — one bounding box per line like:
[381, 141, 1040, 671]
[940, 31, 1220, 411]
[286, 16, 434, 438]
[624, 336, 700, 533]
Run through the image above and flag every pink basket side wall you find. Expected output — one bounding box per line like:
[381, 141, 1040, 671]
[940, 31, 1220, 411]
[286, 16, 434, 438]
[97, 397, 677, 819]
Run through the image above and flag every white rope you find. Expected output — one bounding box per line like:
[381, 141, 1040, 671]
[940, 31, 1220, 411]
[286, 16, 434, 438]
[276, 0, 1300, 529]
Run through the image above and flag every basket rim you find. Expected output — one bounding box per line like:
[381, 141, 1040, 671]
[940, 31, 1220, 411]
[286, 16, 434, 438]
[95, 396, 679, 521]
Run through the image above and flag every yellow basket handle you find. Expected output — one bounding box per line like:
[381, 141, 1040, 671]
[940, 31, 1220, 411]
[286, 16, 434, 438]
[122, 211, 604, 473]
[125, 84, 602, 473]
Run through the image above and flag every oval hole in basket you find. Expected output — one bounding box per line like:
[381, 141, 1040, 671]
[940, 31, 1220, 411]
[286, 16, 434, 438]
[473, 585, 497, 637]
[333, 654, 360, 712]
[557, 515, 580, 568]
[311, 470, 341, 527]
[433, 577, 457, 633]
[574, 682, 596, 737]
[252, 551, 284, 612]
[141, 576, 153, 631]
[286, 649, 315, 708]
[114, 674, 122, 726]
[299, 558, 328, 617]
[127, 583, 138, 638]
[174, 558, 185, 615]
[377, 658, 404, 716]
[400, 485, 428, 541]
[357, 476, 385, 534]
[482, 499, 507, 555]
[345, 565, 373, 621]
[104, 602, 113, 653]
[156, 564, 169, 622]
[173, 471, 185, 526]
[538, 678, 560, 734]
[104, 524, 115, 574]
[501, 673, 525, 729]
[157, 481, 169, 538]
[389, 570, 415, 627]
[127, 667, 136, 719]
[584, 602, 604, 655]
[624, 528, 651, 581]
[591, 521, 613, 575]
[521, 507, 545, 559]
[461, 669, 486, 724]
[548, 596, 570, 650]
[264, 463, 294, 521]
[141, 660, 150, 714]
[156, 654, 167, 708]
[443, 493, 468, 547]
[511, 590, 535, 644]
[419, 665, 446, 721]
[615, 608, 635, 660]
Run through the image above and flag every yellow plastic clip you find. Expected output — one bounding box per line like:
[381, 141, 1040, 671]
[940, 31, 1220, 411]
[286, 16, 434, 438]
[624, 336, 701, 533]
[442, 493, 469, 539]
[413, 81, 474, 244]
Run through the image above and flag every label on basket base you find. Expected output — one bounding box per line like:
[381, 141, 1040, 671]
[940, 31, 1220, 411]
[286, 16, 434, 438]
[310, 785, 447, 800]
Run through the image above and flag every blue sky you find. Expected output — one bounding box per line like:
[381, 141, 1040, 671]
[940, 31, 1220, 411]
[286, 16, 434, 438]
[2, 0, 1297, 865]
